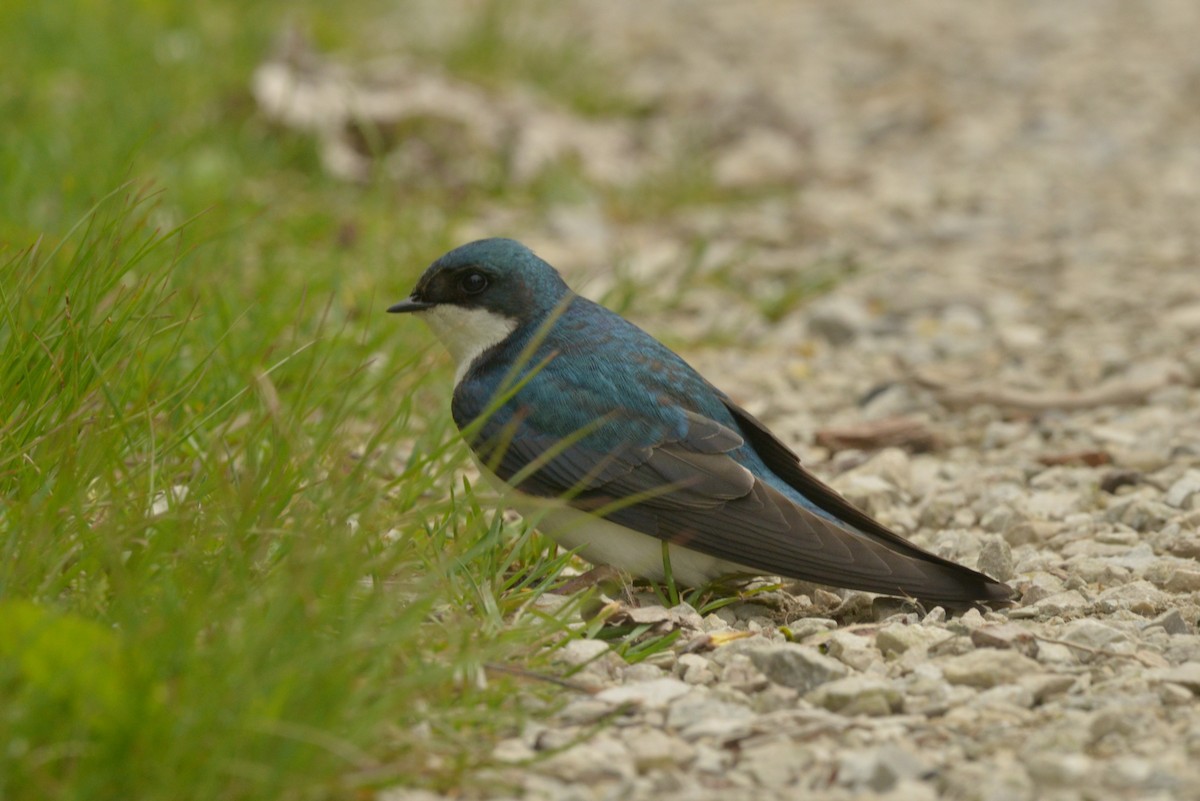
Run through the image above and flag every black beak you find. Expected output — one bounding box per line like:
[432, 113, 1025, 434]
[387, 296, 435, 314]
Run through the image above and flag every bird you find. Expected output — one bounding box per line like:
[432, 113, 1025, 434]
[388, 238, 1013, 605]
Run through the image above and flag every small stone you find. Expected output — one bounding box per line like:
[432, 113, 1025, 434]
[940, 303, 987, 334]
[921, 492, 967, 529]
[860, 447, 913, 491]
[1019, 573, 1066, 605]
[979, 503, 1020, 533]
[835, 745, 928, 792]
[1060, 619, 1128, 651]
[1018, 673, 1076, 703]
[902, 665, 969, 716]
[808, 675, 902, 716]
[596, 678, 691, 709]
[1165, 568, 1200, 593]
[811, 588, 844, 609]
[940, 648, 1041, 688]
[1145, 608, 1192, 635]
[983, 420, 1030, 449]
[1069, 559, 1131, 589]
[713, 128, 805, 189]
[556, 699, 616, 726]
[738, 737, 803, 788]
[1165, 302, 1200, 332]
[822, 630, 883, 671]
[807, 296, 872, 345]
[1165, 469, 1200, 509]
[555, 638, 628, 681]
[718, 654, 769, 691]
[1058, 620, 1130, 663]
[675, 653, 715, 685]
[952, 607, 986, 629]
[753, 683, 800, 713]
[1095, 581, 1169, 616]
[1151, 662, 1200, 693]
[928, 634, 976, 658]
[623, 662, 667, 683]
[884, 780, 941, 801]
[1088, 707, 1144, 743]
[1106, 496, 1174, 532]
[971, 683, 1035, 709]
[1026, 753, 1093, 787]
[976, 536, 1015, 582]
[1030, 590, 1090, 618]
[557, 638, 615, 666]
[876, 623, 955, 657]
[747, 643, 848, 693]
[999, 322, 1047, 351]
[859, 381, 924, 420]
[1159, 681, 1196, 706]
[1027, 490, 1084, 521]
[1095, 528, 1141, 546]
[622, 727, 694, 773]
[726, 601, 776, 627]
[619, 604, 673, 625]
[1062, 512, 1097, 537]
[538, 733, 633, 783]
[669, 601, 705, 630]
[970, 623, 1037, 655]
[1003, 519, 1041, 547]
[1033, 640, 1077, 665]
[666, 695, 755, 738]
[782, 617, 838, 641]
[941, 759, 1034, 801]
[830, 473, 900, 517]
[1170, 530, 1200, 559]
[692, 742, 733, 774]
[923, 606, 948, 625]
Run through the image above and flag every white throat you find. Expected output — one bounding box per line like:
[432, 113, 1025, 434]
[419, 305, 518, 384]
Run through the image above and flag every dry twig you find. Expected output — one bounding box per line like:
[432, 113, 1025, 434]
[815, 416, 941, 453]
[903, 363, 1184, 413]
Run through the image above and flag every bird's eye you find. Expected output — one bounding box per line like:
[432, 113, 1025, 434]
[459, 272, 489, 295]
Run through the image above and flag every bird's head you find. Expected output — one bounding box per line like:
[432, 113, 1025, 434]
[389, 238, 572, 379]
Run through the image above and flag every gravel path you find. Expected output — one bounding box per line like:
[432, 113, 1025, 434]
[357, 3, 1200, 799]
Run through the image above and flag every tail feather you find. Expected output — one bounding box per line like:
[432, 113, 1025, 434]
[722, 398, 1014, 605]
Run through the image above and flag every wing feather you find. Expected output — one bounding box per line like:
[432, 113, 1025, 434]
[468, 397, 1011, 602]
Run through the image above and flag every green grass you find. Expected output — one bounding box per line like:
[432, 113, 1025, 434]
[0, 179, 587, 799]
[0, 2, 606, 798]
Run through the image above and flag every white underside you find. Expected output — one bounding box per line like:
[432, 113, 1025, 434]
[472, 458, 758, 585]
[418, 305, 518, 383]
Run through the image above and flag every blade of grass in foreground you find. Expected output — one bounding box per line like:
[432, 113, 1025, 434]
[0, 189, 581, 801]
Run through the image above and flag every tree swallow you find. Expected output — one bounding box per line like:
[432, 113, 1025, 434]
[389, 238, 1013, 604]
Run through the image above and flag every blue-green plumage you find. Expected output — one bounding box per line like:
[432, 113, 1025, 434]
[452, 293, 832, 516]
[390, 238, 1013, 604]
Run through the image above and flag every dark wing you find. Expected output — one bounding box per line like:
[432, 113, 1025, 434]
[471, 405, 1012, 604]
[721, 398, 1011, 581]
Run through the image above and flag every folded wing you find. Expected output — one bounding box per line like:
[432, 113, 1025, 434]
[470, 405, 1011, 604]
